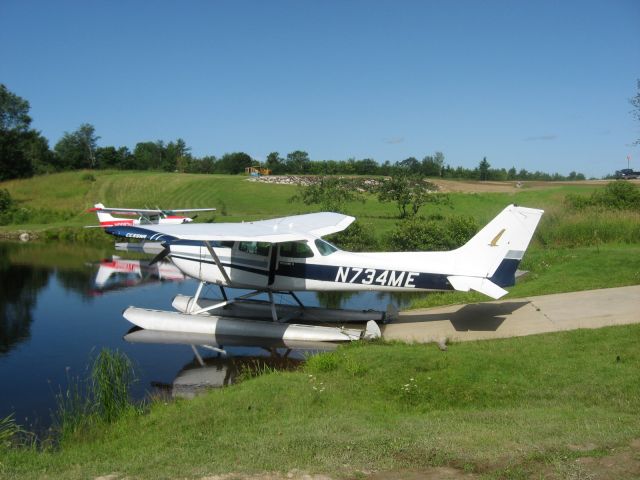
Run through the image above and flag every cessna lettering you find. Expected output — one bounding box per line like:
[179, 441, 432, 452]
[335, 266, 419, 288]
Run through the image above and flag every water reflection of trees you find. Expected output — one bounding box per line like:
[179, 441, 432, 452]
[0, 244, 51, 355]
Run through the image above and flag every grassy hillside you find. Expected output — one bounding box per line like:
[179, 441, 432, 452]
[0, 170, 601, 233]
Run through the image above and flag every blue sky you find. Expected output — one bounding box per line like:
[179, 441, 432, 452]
[1, 0, 638, 177]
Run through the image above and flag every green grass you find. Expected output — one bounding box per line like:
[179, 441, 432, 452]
[0, 170, 604, 234]
[3, 324, 639, 478]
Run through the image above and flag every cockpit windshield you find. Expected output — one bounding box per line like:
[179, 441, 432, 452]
[314, 239, 338, 256]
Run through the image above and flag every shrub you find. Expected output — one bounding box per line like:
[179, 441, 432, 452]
[0, 189, 12, 213]
[387, 215, 479, 251]
[565, 181, 640, 210]
[328, 220, 379, 251]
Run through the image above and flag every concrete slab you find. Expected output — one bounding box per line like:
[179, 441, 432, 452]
[382, 285, 640, 343]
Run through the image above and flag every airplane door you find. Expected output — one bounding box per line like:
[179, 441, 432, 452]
[272, 241, 314, 291]
[230, 241, 271, 288]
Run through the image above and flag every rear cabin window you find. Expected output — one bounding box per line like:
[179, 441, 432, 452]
[279, 241, 314, 258]
[238, 241, 270, 256]
[314, 239, 338, 256]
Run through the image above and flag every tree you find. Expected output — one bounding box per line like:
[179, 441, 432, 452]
[397, 157, 420, 175]
[285, 150, 310, 174]
[631, 79, 640, 145]
[0, 84, 31, 132]
[216, 152, 252, 174]
[54, 123, 100, 170]
[0, 84, 51, 180]
[378, 174, 445, 218]
[478, 157, 490, 181]
[164, 138, 191, 172]
[421, 152, 444, 177]
[265, 151, 284, 174]
[354, 158, 379, 175]
[290, 176, 364, 213]
[133, 141, 164, 170]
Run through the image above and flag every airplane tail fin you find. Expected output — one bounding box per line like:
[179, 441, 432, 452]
[87, 203, 119, 226]
[447, 205, 544, 299]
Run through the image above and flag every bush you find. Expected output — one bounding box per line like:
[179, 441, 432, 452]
[565, 181, 640, 210]
[328, 220, 379, 251]
[0, 189, 12, 213]
[387, 215, 479, 251]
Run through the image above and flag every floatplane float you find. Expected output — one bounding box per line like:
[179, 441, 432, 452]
[101, 204, 543, 344]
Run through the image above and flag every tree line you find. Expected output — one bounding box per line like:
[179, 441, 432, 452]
[2, 84, 588, 182]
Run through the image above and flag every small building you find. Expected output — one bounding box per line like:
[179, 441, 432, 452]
[245, 166, 272, 176]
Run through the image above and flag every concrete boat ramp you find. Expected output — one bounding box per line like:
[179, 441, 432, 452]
[384, 285, 640, 343]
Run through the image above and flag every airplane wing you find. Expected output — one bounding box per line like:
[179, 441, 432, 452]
[105, 212, 355, 243]
[88, 204, 216, 215]
[164, 208, 217, 213]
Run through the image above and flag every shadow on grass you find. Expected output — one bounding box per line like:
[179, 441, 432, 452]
[391, 301, 530, 331]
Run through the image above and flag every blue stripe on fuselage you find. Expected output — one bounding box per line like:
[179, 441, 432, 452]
[171, 254, 452, 290]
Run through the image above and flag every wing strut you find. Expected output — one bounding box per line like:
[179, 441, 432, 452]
[204, 241, 231, 285]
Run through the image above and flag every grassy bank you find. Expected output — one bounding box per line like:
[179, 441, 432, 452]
[3, 323, 639, 479]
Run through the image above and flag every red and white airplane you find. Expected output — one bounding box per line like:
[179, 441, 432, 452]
[88, 203, 216, 227]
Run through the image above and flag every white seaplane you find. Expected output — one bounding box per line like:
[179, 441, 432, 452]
[88, 203, 217, 227]
[105, 204, 543, 343]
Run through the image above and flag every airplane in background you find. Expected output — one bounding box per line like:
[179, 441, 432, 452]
[88, 203, 216, 227]
[103, 204, 543, 340]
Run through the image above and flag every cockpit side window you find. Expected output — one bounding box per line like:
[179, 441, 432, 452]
[238, 241, 270, 256]
[279, 241, 314, 258]
[314, 239, 338, 256]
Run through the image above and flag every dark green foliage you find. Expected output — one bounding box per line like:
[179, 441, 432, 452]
[216, 152, 253, 174]
[0, 188, 11, 213]
[328, 220, 379, 251]
[290, 176, 364, 213]
[54, 123, 99, 170]
[0, 85, 52, 180]
[285, 150, 311, 173]
[387, 215, 479, 251]
[565, 181, 640, 210]
[0, 207, 75, 226]
[377, 174, 445, 218]
[478, 157, 490, 180]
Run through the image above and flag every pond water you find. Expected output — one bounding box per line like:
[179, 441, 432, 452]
[0, 241, 420, 431]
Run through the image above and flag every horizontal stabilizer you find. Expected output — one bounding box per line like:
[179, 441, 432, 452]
[447, 275, 508, 300]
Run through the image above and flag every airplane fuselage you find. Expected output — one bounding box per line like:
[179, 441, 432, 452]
[166, 239, 498, 294]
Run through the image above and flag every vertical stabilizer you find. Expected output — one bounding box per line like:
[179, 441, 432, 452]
[447, 205, 543, 298]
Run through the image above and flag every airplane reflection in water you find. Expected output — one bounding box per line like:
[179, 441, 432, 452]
[91, 256, 185, 294]
[124, 328, 335, 399]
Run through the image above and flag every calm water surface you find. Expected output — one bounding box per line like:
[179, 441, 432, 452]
[0, 241, 419, 430]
